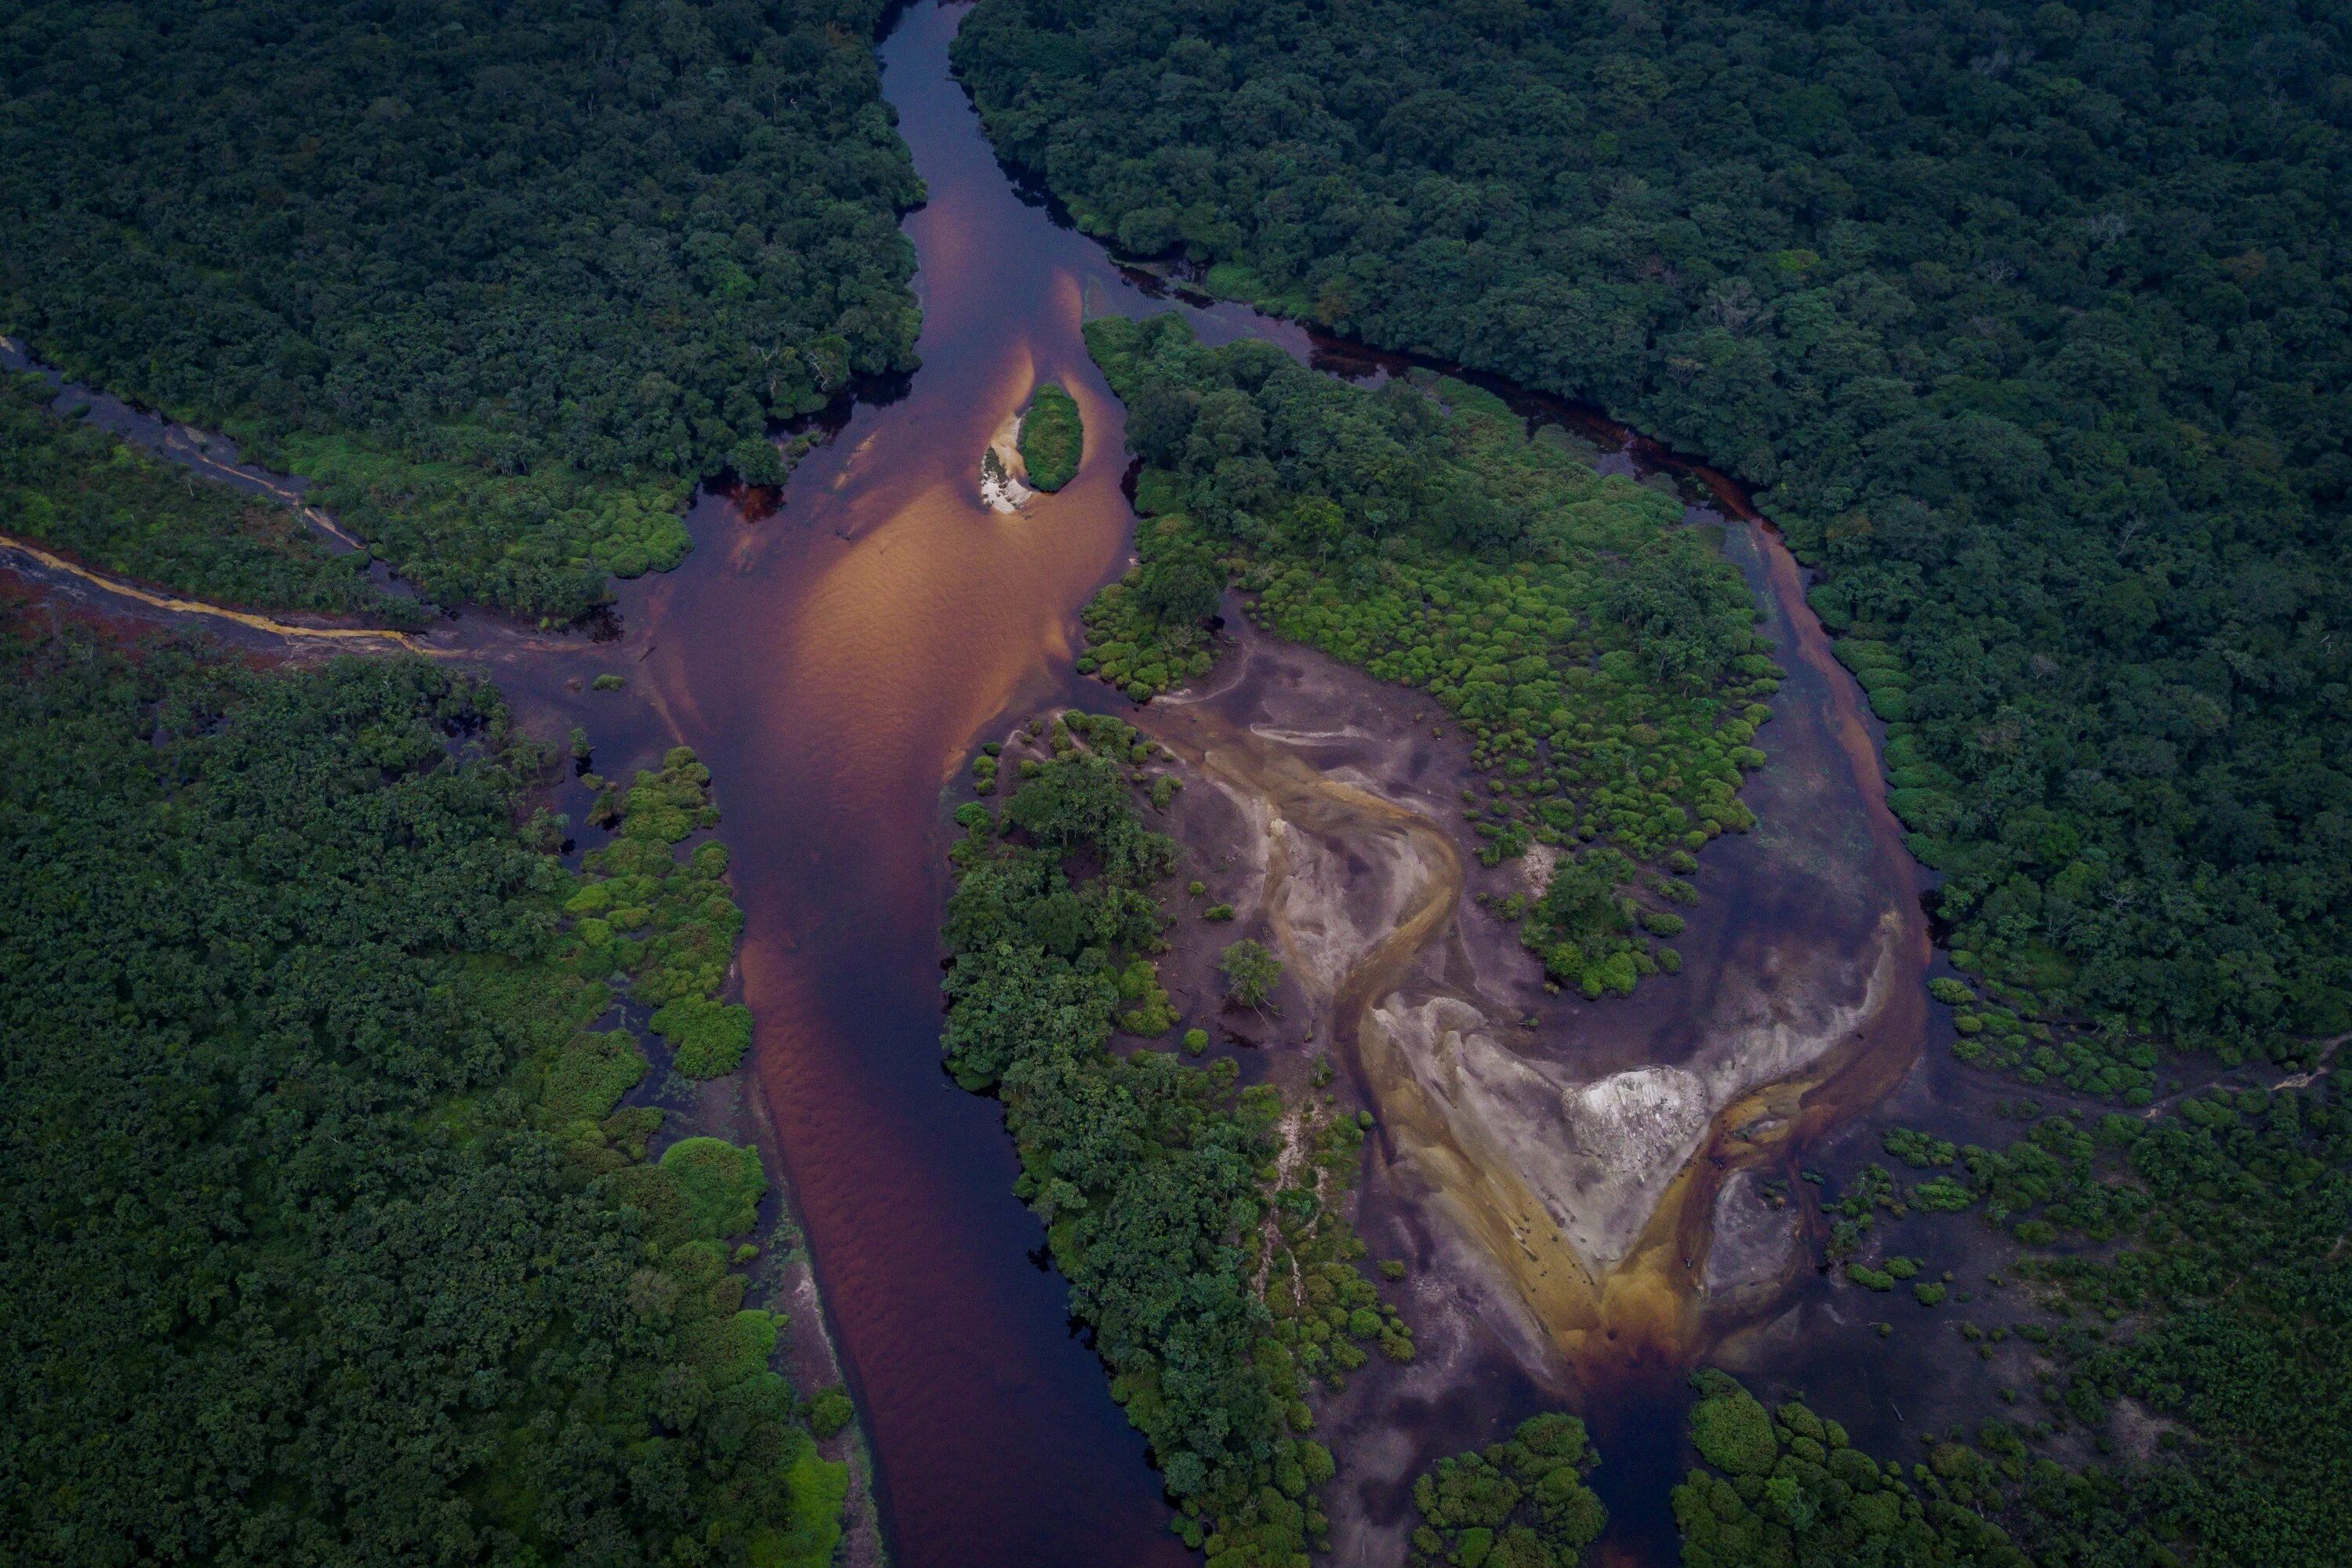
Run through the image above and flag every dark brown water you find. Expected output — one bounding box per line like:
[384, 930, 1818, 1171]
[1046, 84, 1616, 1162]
[2, 4, 1952, 1561]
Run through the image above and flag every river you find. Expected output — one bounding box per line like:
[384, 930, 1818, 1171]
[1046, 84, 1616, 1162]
[1, 2, 1954, 1563]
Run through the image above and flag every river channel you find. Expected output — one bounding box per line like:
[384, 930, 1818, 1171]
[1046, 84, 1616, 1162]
[2, 2, 1958, 1563]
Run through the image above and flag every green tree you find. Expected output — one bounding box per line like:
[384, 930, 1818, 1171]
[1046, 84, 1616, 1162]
[1221, 938, 1283, 1007]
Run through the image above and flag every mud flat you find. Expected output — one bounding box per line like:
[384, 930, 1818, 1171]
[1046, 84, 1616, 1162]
[1100, 448, 1933, 1555]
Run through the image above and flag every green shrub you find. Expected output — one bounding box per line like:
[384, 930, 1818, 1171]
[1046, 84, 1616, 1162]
[659, 1137, 768, 1240]
[808, 1388, 856, 1440]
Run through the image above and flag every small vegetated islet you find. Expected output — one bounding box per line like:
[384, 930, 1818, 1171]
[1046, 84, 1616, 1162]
[1077, 313, 1776, 999]
[941, 708, 1402, 1566]
[1018, 381, 1083, 492]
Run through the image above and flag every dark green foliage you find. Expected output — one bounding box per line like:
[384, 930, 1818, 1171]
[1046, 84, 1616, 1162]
[956, 0, 2352, 1059]
[0, 622, 838, 1565]
[941, 720, 1387, 1564]
[1407, 1413, 1606, 1568]
[1020, 382, 1083, 492]
[1675, 1371, 2027, 1566]
[1, 372, 416, 622]
[808, 1388, 856, 1441]
[1875, 1084, 2352, 1566]
[1079, 313, 1772, 994]
[2, 0, 922, 616]
[1519, 846, 1679, 1000]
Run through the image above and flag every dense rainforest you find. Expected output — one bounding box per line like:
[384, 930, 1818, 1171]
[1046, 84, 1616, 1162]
[0, 612, 841, 1566]
[0, 0, 921, 618]
[954, 0, 2352, 1067]
[1080, 313, 1773, 997]
[1406, 1414, 1608, 1568]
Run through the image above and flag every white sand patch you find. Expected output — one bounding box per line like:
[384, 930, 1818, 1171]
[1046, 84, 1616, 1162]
[978, 410, 1035, 513]
[1374, 997, 1714, 1272]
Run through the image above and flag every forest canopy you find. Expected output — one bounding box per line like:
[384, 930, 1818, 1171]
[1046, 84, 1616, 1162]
[0, 619, 840, 1565]
[955, 0, 2352, 1054]
[0, 0, 923, 617]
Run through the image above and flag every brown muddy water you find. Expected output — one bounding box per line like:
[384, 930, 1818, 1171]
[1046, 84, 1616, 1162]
[1, 2, 1969, 1563]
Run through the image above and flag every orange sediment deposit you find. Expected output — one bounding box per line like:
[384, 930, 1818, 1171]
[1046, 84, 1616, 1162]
[0, 529, 422, 651]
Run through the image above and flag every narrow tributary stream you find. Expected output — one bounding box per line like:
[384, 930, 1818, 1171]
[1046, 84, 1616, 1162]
[2, 3, 1951, 1563]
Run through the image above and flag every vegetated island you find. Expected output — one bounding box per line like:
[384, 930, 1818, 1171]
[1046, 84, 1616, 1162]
[1016, 381, 1083, 492]
[935, 300, 1814, 1566]
[1, 0, 923, 619]
[0, 605, 858, 1566]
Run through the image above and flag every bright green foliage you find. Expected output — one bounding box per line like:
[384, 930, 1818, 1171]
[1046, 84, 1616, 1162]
[941, 720, 1392, 1564]
[1078, 314, 1771, 994]
[1, 372, 415, 622]
[661, 1137, 769, 1240]
[1406, 1413, 1607, 1568]
[1261, 1106, 1404, 1386]
[653, 994, 756, 1078]
[957, 0, 2352, 1061]
[1219, 938, 1283, 1007]
[1675, 1371, 2027, 1566]
[570, 750, 748, 1068]
[1020, 382, 1083, 492]
[1885, 1127, 1958, 1169]
[0, 623, 839, 1565]
[1, 0, 922, 616]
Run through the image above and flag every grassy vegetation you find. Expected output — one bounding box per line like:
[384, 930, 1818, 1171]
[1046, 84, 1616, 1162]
[1, 371, 418, 623]
[566, 745, 753, 1079]
[1078, 313, 1774, 1000]
[0, 615, 837, 1565]
[941, 707, 1401, 1566]
[1018, 381, 1083, 492]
